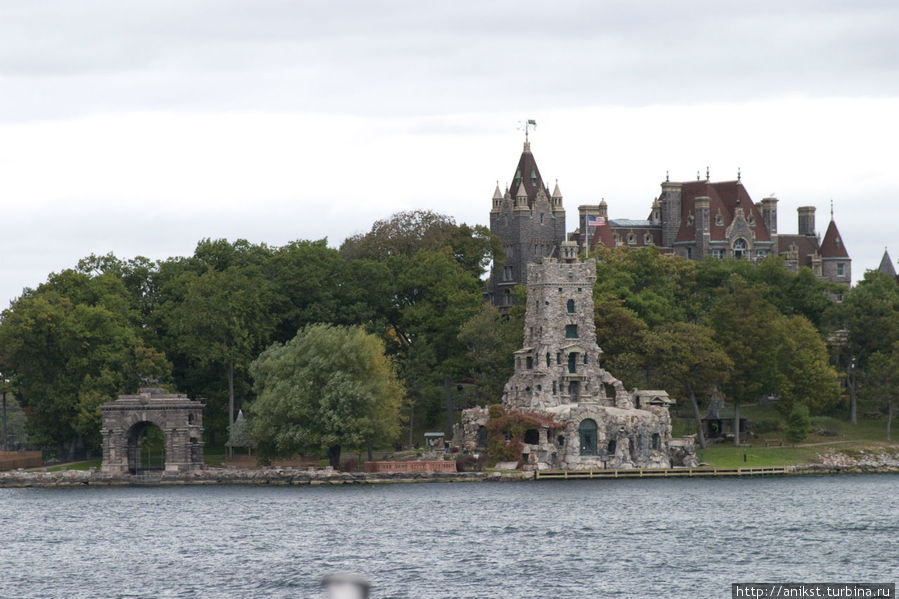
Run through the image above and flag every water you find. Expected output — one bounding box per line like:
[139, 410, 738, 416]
[0, 475, 896, 599]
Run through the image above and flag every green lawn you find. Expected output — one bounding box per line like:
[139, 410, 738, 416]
[41, 458, 102, 472]
[680, 402, 897, 468]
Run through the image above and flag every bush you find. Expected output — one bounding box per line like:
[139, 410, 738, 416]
[750, 418, 784, 434]
[786, 404, 812, 444]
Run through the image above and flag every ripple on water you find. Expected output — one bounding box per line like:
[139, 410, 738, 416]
[0, 475, 896, 598]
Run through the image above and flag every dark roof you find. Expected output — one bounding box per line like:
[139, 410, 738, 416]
[819, 219, 849, 258]
[878, 250, 897, 277]
[510, 143, 550, 208]
[674, 181, 771, 243]
[778, 234, 821, 269]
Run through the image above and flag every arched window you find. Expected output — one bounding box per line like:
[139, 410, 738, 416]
[546, 353, 551, 367]
[579, 419, 598, 456]
[733, 238, 748, 259]
[652, 433, 661, 450]
[567, 299, 575, 313]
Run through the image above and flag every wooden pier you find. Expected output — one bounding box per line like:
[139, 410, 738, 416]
[535, 466, 788, 480]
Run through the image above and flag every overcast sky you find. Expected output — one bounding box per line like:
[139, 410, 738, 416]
[2, 0, 898, 305]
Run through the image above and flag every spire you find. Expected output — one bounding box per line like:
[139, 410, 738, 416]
[552, 179, 562, 198]
[878, 248, 897, 278]
[516, 181, 528, 199]
[493, 181, 503, 200]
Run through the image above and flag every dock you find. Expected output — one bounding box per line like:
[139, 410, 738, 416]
[535, 466, 788, 480]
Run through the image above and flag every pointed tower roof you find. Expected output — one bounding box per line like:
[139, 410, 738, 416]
[493, 181, 503, 200]
[552, 180, 562, 198]
[878, 249, 896, 277]
[515, 181, 528, 199]
[510, 141, 549, 208]
[819, 219, 849, 258]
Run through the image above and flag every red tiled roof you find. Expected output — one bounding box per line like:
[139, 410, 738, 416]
[675, 181, 771, 243]
[819, 219, 849, 258]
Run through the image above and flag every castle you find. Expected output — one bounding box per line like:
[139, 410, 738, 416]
[487, 141, 851, 306]
[457, 241, 693, 470]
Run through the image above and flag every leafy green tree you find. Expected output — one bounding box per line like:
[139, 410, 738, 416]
[839, 271, 899, 423]
[642, 322, 733, 449]
[249, 324, 403, 468]
[863, 348, 899, 441]
[340, 210, 501, 278]
[710, 275, 784, 406]
[776, 315, 840, 414]
[786, 403, 812, 444]
[157, 264, 276, 447]
[458, 303, 522, 405]
[0, 271, 169, 456]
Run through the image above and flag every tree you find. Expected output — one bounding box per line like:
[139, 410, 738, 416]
[157, 264, 276, 448]
[0, 271, 169, 456]
[864, 348, 899, 441]
[776, 315, 840, 415]
[786, 403, 812, 444]
[839, 271, 899, 423]
[709, 275, 784, 406]
[642, 322, 733, 449]
[457, 302, 522, 405]
[249, 324, 403, 468]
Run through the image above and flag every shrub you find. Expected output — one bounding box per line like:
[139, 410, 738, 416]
[750, 418, 784, 434]
[786, 404, 812, 444]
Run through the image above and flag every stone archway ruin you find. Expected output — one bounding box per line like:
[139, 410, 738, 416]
[101, 388, 205, 475]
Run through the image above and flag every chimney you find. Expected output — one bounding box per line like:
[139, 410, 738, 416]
[798, 206, 816, 236]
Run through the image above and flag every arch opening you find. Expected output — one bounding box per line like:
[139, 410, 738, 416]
[126, 421, 167, 474]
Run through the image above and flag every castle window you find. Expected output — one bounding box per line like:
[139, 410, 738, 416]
[579, 419, 598, 456]
[757, 250, 768, 259]
[557, 435, 565, 448]
[556, 352, 561, 364]
[503, 266, 513, 281]
[733, 238, 748, 259]
[553, 381, 557, 394]
[686, 247, 693, 260]
[627, 233, 636, 245]
[715, 213, 724, 226]
[526, 356, 533, 370]
[583, 353, 588, 365]
[546, 353, 551, 367]
[565, 324, 578, 339]
[607, 439, 617, 455]
[837, 263, 845, 276]
[644, 233, 654, 245]
[540, 213, 545, 224]
[652, 433, 661, 450]
[567, 299, 575, 313]
[503, 289, 511, 305]
[568, 353, 577, 374]
[748, 215, 756, 226]
[712, 248, 724, 259]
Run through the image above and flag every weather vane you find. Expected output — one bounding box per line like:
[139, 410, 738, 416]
[518, 119, 537, 142]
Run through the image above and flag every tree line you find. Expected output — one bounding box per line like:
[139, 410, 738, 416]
[0, 209, 895, 460]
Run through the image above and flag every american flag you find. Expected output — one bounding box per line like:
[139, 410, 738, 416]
[587, 215, 606, 227]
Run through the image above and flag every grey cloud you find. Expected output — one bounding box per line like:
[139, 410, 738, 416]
[2, 1, 898, 122]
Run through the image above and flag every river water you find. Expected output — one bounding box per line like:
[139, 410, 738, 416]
[0, 475, 895, 599]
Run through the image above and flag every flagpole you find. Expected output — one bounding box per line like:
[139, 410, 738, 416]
[585, 213, 590, 259]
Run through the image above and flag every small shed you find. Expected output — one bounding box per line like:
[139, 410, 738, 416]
[424, 432, 446, 454]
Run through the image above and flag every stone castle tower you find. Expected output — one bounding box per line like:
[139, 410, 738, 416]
[502, 242, 632, 411]
[486, 140, 566, 307]
[495, 241, 678, 470]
